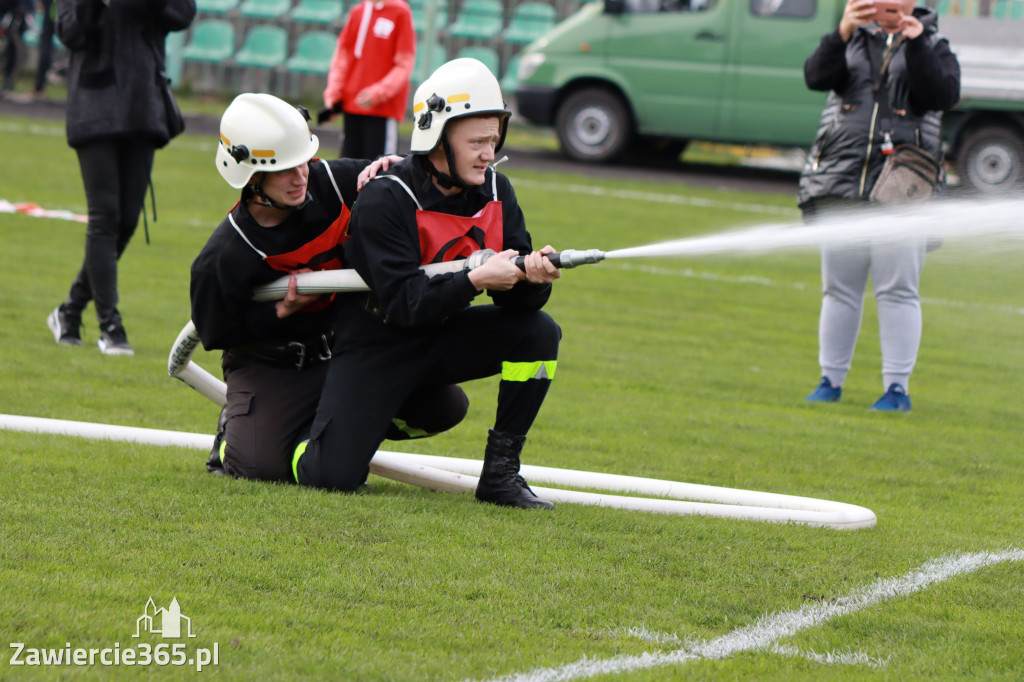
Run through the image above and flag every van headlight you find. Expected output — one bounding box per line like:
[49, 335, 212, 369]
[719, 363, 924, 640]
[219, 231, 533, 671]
[518, 53, 546, 82]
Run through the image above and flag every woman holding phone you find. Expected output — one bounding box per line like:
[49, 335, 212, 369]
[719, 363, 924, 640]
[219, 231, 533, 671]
[798, 0, 960, 411]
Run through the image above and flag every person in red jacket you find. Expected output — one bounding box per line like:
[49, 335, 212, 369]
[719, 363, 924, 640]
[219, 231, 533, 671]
[322, 0, 416, 159]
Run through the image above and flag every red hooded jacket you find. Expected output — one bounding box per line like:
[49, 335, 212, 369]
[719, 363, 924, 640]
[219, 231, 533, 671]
[323, 0, 416, 121]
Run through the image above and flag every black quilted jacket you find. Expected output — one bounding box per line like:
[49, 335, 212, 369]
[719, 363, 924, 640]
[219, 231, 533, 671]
[797, 8, 960, 209]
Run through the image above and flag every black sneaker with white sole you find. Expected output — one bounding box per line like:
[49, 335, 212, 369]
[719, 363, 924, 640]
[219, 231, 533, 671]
[98, 323, 134, 356]
[47, 305, 83, 346]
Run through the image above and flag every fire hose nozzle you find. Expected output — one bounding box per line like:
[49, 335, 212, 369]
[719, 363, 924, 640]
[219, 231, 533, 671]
[510, 249, 606, 270]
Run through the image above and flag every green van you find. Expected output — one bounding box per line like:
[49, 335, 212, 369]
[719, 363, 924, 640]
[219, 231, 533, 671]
[514, 0, 1024, 193]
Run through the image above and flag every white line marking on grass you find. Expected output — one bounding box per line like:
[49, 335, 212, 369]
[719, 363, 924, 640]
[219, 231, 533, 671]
[616, 262, 807, 290]
[481, 548, 1023, 682]
[769, 643, 890, 668]
[618, 628, 885, 666]
[0, 120, 65, 137]
[614, 263, 1024, 316]
[0, 119, 217, 153]
[618, 627, 887, 668]
[512, 178, 801, 217]
[618, 626, 681, 645]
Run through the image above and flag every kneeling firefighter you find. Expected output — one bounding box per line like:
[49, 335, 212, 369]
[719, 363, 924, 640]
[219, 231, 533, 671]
[294, 58, 564, 509]
[190, 92, 468, 483]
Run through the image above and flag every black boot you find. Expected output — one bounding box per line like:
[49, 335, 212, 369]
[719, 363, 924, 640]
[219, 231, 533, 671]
[475, 429, 554, 510]
[206, 407, 227, 476]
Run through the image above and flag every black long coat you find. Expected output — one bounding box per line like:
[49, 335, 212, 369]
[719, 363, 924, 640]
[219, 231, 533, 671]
[57, 0, 196, 149]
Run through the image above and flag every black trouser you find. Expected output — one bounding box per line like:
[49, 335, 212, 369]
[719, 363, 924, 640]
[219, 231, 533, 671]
[64, 140, 155, 329]
[340, 113, 397, 159]
[297, 306, 562, 491]
[33, 0, 54, 94]
[1, 9, 26, 90]
[217, 357, 469, 483]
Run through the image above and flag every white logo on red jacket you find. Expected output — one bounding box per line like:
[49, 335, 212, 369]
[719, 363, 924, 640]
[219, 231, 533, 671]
[373, 17, 395, 39]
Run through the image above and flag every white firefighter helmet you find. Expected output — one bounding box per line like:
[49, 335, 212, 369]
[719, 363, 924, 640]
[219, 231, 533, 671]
[410, 57, 509, 155]
[215, 93, 319, 189]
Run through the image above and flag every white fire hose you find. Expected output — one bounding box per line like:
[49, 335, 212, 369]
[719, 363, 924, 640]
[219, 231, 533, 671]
[155, 259, 876, 530]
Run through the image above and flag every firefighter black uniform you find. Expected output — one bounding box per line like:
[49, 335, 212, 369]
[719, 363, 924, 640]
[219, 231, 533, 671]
[190, 157, 468, 482]
[294, 154, 561, 503]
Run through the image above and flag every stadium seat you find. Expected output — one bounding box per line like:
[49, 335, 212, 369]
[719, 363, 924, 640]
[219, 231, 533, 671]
[410, 0, 450, 35]
[238, 0, 293, 20]
[285, 30, 337, 98]
[993, 0, 1024, 18]
[234, 24, 289, 90]
[932, 0, 979, 16]
[447, 0, 504, 41]
[500, 51, 521, 93]
[502, 1, 555, 45]
[195, 0, 241, 15]
[22, 10, 40, 47]
[182, 19, 236, 63]
[286, 30, 337, 74]
[234, 25, 289, 69]
[182, 19, 236, 91]
[290, 0, 346, 25]
[411, 40, 446, 89]
[455, 45, 499, 77]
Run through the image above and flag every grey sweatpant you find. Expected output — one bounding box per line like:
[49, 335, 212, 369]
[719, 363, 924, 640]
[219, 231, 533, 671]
[818, 237, 926, 392]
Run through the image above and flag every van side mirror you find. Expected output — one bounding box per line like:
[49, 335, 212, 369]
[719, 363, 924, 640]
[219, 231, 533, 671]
[605, 0, 625, 15]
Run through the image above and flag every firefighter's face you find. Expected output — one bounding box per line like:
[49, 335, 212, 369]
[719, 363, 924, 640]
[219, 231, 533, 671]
[437, 116, 500, 186]
[255, 163, 310, 207]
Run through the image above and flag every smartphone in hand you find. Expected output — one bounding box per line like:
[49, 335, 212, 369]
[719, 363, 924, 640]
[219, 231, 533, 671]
[872, 0, 902, 23]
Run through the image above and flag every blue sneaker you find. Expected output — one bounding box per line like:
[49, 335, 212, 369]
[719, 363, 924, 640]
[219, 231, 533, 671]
[869, 383, 912, 412]
[806, 376, 842, 402]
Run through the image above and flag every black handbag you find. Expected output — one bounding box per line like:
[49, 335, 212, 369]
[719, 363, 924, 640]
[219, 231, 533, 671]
[146, 33, 185, 140]
[159, 70, 186, 139]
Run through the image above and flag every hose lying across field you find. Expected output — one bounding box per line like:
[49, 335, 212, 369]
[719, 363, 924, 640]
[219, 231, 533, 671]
[0, 413, 876, 530]
[155, 254, 877, 530]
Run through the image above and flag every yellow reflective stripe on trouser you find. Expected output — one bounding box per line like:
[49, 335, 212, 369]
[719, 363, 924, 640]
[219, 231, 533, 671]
[391, 417, 431, 439]
[501, 360, 557, 382]
[219, 440, 227, 464]
[292, 440, 308, 483]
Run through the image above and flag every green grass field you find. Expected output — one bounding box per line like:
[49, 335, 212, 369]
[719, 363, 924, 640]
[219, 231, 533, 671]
[2, 114, 1023, 681]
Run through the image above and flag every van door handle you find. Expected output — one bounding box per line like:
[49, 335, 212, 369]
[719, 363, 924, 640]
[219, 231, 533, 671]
[695, 30, 724, 41]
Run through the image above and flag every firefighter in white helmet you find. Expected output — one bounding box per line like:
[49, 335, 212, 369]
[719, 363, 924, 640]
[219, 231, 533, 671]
[191, 93, 468, 483]
[294, 59, 563, 509]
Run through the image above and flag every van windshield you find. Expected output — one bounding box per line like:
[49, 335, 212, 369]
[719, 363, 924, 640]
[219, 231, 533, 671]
[622, 0, 714, 14]
[750, 0, 816, 18]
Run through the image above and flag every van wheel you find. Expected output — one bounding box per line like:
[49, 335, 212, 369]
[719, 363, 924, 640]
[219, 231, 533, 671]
[957, 125, 1024, 194]
[556, 88, 632, 162]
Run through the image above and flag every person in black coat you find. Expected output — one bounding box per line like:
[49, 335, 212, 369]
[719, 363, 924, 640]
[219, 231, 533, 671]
[47, 0, 195, 355]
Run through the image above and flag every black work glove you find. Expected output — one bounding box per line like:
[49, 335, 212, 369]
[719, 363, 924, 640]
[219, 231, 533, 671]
[317, 104, 342, 124]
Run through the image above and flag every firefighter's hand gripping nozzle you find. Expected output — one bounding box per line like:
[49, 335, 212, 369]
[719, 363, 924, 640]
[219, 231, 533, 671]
[464, 248, 606, 273]
[508, 249, 606, 271]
